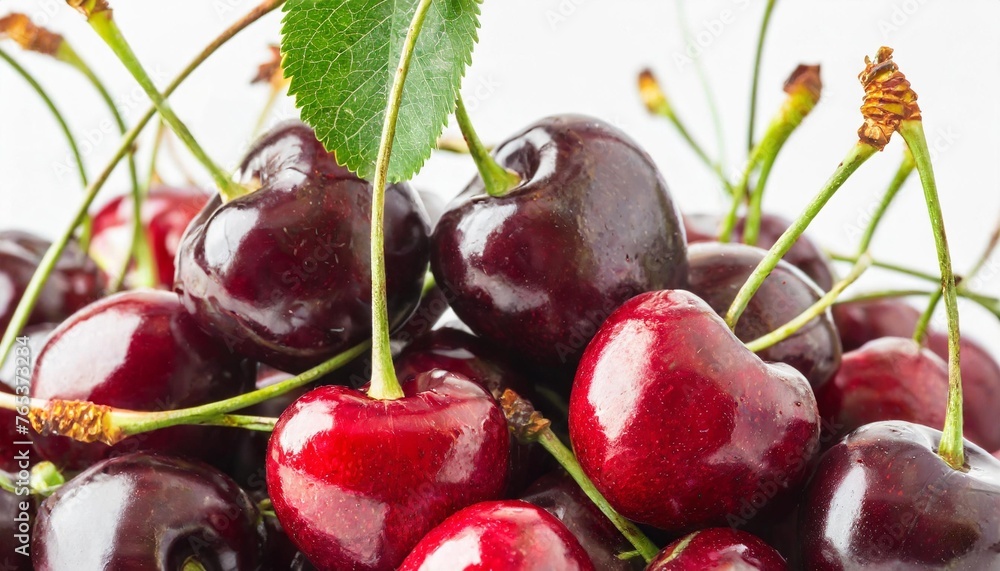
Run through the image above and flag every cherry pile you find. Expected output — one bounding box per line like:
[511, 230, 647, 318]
[1, 3, 998, 571]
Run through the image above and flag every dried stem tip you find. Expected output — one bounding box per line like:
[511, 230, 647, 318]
[858, 46, 920, 151]
[29, 399, 124, 446]
[66, 0, 112, 18]
[0, 13, 64, 56]
[784, 64, 822, 103]
[638, 69, 671, 116]
[499, 389, 551, 443]
[252, 44, 287, 88]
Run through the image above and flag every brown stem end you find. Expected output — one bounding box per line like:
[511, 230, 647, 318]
[858, 46, 921, 151]
[638, 68, 670, 116]
[499, 389, 551, 443]
[29, 400, 124, 446]
[0, 13, 64, 56]
[252, 44, 287, 89]
[66, 0, 112, 18]
[784, 64, 822, 103]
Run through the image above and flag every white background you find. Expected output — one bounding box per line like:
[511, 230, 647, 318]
[1, 0, 999, 354]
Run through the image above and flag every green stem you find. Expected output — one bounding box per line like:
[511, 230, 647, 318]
[29, 461, 65, 497]
[454, 93, 520, 197]
[898, 120, 963, 470]
[725, 142, 877, 329]
[747, 0, 778, 151]
[145, 120, 167, 188]
[0, 0, 285, 369]
[83, 10, 247, 202]
[252, 82, 283, 138]
[0, 473, 15, 495]
[365, 0, 435, 401]
[827, 251, 943, 283]
[0, 47, 91, 242]
[912, 288, 942, 344]
[181, 558, 207, 571]
[538, 430, 660, 562]
[857, 150, 914, 253]
[59, 42, 158, 290]
[834, 288, 1000, 320]
[746, 253, 871, 353]
[676, 0, 726, 171]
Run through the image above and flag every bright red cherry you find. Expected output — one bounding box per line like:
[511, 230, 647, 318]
[398, 500, 595, 571]
[431, 115, 688, 367]
[800, 421, 1000, 569]
[266, 371, 510, 570]
[647, 528, 788, 570]
[569, 289, 820, 532]
[90, 185, 209, 288]
[30, 290, 252, 470]
[831, 298, 920, 351]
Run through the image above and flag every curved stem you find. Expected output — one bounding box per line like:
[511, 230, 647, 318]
[675, 0, 726, 171]
[0, 0, 285, 369]
[366, 0, 434, 401]
[827, 251, 942, 283]
[82, 10, 247, 202]
[59, 42, 157, 290]
[913, 288, 942, 344]
[899, 120, 963, 470]
[454, 93, 520, 198]
[725, 142, 877, 329]
[0, 47, 91, 242]
[857, 150, 914, 253]
[181, 558, 208, 571]
[747, 0, 778, 151]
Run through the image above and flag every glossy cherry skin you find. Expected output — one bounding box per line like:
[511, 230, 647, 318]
[800, 421, 1000, 569]
[521, 470, 644, 571]
[266, 370, 510, 570]
[647, 528, 787, 570]
[569, 289, 821, 532]
[686, 242, 841, 388]
[0, 230, 105, 332]
[431, 115, 687, 367]
[175, 121, 430, 373]
[815, 337, 948, 445]
[831, 298, 1000, 450]
[0, 323, 54, 472]
[90, 185, 209, 288]
[0, 488, 33, 571]
[33, 453, 265, 570]
[684, 212, 834, 291]
[30, 290, 253, 470]
[398, 500, 595, 571]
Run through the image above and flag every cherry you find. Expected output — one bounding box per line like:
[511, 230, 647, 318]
[569, 289, 820, 532]
[175, 121, 430, 373]
[815, 337, 948, 444]
[831, 298, 920, 351]
[686, 241, 842, 388]
[89, 185, 209, 287]
[684, 212, 835, 291]
[266, 370, 510, 570]
[520, 470, 645, 571]
[646, 528, 788, 570]
[397, 500, 595, 571]
[0, 489, 32, 571]
[30, 290, 253, 470]
[0, 230, 105, 333]
[32, 453, 266, 570]
[431, 115, 688, 367]
[800, 421, 1000, 569]
[0, 323, 54, 473]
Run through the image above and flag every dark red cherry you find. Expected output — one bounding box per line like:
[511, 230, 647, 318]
[175, 121, 430, 373]
[266, 371, 509, 570]
[569, 289, 820, 532]
[30, 290, 252, 470]
[815, 337, 948, 444]
[33, 453, 265, 570]
[0, 230, 105, 332]
[90, 185, 209, 287]
[0, 323, 54, 473]
[686, 241, 841, 388]
[0, 488, 33, 570]
[800, 421, 1000, 569]
[521, 470, 644, 571]
[647, 528, 787, 570]
[684, 212, 835, 291]
[398, 500, 595, 571]
[831, 298, 920, 351]
[431, 115, 687, 367]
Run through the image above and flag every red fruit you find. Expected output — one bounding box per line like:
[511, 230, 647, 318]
[398, 500, 595, 571]
[647, 528, 788, 570]
[90, 186, 209, 288]
[568, 289, 820, 532]
[831, 298, 920, 351]
[266, 371, 510, 570]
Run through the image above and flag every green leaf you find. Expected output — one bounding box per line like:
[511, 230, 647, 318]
[281, 0, 480, 181]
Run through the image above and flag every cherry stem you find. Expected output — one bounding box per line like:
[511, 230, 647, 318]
[57, 41, 157, 290]
[81, 8, 248, 202]
[725, 142, 878, 329]
[146, 120, 167, 188]
[0, 47, 92, 247]
[898, 119, 964, 469]
[745, 253, 871, 353]
[365, 0, 433, 401]
[828, 251, 948, 284]
[0, 0, 285, 369]
[181, 559, 207, 571]
[858, 150, 915, 253]
[675, 1, 726, 171]
[747, 0, 778, 151]
[454, 93, 520, 198]
[29, 462, 65, 497]
[435, 136, 473, 154]
[912, 289, 941, 344]
[252, 83, 284, 138]
[639, 69, 733, 194]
